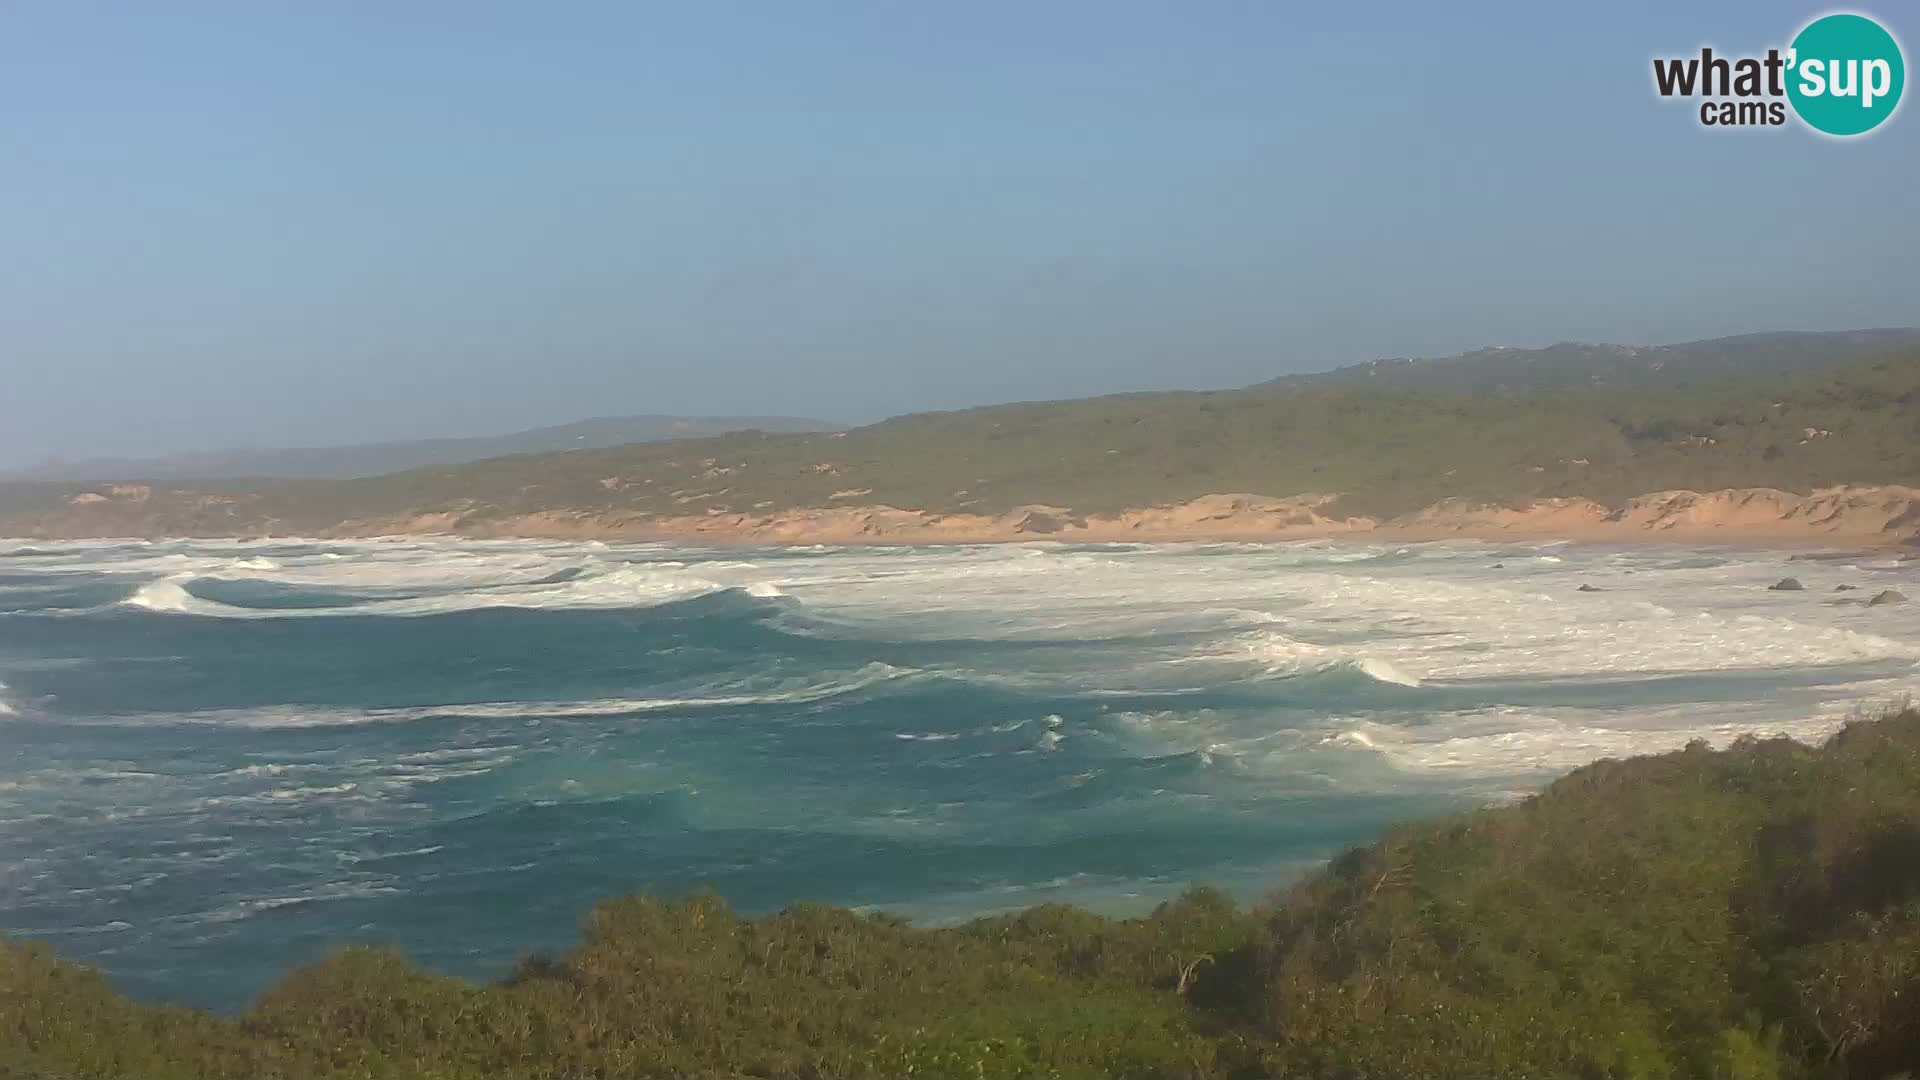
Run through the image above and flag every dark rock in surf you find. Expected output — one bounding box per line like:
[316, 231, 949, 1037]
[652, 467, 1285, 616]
[1769, 578, 1804, 592]
[1577, 584, 1604, 592]
[1868, 589, 1908, 607]
[1835, 584, 1859, 591]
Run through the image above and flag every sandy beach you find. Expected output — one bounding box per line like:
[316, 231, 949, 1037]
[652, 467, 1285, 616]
[297, 484, 1920, 551]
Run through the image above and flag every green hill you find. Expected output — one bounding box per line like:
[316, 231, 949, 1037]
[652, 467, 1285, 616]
[2, 344, 1918, 537]
[7, 707, 1920, 1079]
[1261, 328, 1920, 395]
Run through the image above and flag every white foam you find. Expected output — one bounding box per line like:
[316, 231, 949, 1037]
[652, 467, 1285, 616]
[125, 574, 202, 614]
[65, 921, 136, 935]
[265, 782, 359, 801]
[120, 560, 739, 618]
[1353, 657, 1422, 687]
[1234, 567, 1919, 681]
[12, 534, 1920, 958]
[99, 663, 916, 729]
[1203, 633, 1423, 687]
[339, 845, 444, 864]
[28, 535, 1920, 798]
[213, 763, 303, 779]
[1330, 703, 1861, 784]
[199, 882, 402, 925]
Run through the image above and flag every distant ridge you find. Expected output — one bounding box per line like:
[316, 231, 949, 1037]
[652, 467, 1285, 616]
[5, 414, 838, 483]
[17, 331, 1910, 485]
[1261, 328, 1920, 394]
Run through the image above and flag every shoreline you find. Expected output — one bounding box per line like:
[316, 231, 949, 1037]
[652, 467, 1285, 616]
[352, 485, 1920, 551]
[8, 484, 1920, 551]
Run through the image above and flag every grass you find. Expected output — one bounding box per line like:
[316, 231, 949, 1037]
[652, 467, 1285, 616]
[7, 707, 1920, 1078]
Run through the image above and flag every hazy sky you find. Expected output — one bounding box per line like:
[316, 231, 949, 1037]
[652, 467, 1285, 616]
[3, 1, 1916, 465]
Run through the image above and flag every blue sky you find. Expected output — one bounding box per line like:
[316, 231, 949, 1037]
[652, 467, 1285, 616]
[2, 1, 1915, 464]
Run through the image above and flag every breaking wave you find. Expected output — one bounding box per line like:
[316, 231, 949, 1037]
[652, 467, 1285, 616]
[1349, 657, 1423, 688]
[120, 561, 759, 618]
[84, 663, 918, 729]
[8, 534, 1920, 1013]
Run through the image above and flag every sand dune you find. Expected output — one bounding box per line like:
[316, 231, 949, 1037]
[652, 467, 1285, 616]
[312, 485, 1920, 549]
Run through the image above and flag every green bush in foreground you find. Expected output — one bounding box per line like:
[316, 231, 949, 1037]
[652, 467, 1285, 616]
[7, 708, 1920, 1079]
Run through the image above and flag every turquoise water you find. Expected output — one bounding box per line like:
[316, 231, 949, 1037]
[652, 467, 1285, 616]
[2, 536, 1915, 1011]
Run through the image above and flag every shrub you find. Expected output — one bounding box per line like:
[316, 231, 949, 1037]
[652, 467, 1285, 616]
[8, 709, 1920, 1078]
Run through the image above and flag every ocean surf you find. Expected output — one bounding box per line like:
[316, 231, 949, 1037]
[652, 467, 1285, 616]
[1, 535, 1915, 1010]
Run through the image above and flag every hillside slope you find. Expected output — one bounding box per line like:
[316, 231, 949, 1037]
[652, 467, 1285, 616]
[3, 349, 1918, 541]
[1263, 327, 1920, 395]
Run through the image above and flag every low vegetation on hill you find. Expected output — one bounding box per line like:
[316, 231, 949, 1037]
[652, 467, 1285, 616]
[6, 707, 1920, 1079]
[1, 348, 1917, 535]
[1261, 328, 1920, 395]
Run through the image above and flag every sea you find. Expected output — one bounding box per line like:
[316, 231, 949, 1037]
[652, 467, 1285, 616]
[2, 535, 1916, 1011]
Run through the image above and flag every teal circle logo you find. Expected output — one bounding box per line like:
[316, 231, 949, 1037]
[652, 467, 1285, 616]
[1786, 13, 1905, 136]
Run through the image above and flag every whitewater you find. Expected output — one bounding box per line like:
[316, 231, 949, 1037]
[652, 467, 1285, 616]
[2, 535, 1916, 1010]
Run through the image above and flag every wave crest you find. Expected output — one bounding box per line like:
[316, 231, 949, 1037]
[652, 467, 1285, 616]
[1350, 657, 1422, 688]
[83, 662, 918, 729]
[119, 561, 762, 619]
